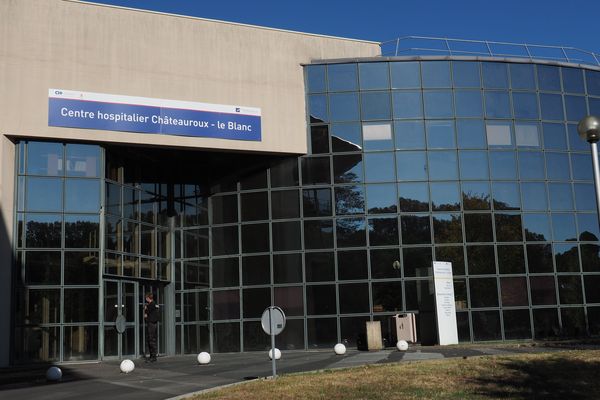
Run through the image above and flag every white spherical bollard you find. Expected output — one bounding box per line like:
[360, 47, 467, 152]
[46, 366, 62, 381]
[120, 359, 135, 374]
[396, 340, 409, 351]
[197, 352, 211, 365]
[268, 348, 282, 360]
[334, 343, 346, 355]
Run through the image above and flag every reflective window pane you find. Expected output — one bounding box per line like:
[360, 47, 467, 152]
[25, 214, 62, 248]
[305, 252, 335, 282]
[486, 121, 513, 147]
[360, 92, 391, 120]
[66, 144, 100, 177]
[242, 255, 270, 286]
[495, 213, 523, 242]
[452, 61, 480, 87]
[462, 182, 491, 210]
[337, 250, 368, 280]
[212, 195, 238, 224]
[65, 214, 100, 248]
[336, 217, 366, 248]
[554, 243, 580, 272]
[394, 120, 425, 149]
[368, 216, 399, 246]
[241, 223, 269, 253]
[542, 123, 567, 150]
[521, 183, 548, 211]
[501, 277, 528, 306]
[435, 246, 465, 276]
[546, 153, 571, 180]
[27, 142, 63, 176]
[366, 183, 397, 214]
[467, 245, 495, 275]
[464, 213, 493, 242]
[305, 65, 326, 93]
[64, 251, 99, 285]
[363, 122, 393, 151]
[503, 309, 532, 339]
[586, 70, 600, 96]
[304, 219, 333, 249]
[331, 123, 362, 152]
[540, 94, 564, 121]
[421, 61, 451, 88]
[310, 125, 329, 154]
[365, 152, 395, 182]
[372, 281, 403, 312]
[489, 151, 516, 179]
[428, 151, 458, 180]
[426, 120, 455, 149]
[482, 62, 508, 89]
[303, 188, 332, 217]
[548, 183, 573, 210]
[454, 90, 483, 117]
[537, 65, 561, 91]
[527, 244, 553, 273]
[574, 183, 597, 211]
[328, 63, 358, 92]
[512, 92, 539, 119]
[392, 91, 423, 119]
[497, 245, 525, 274]
[519, 151, 545, 180]
[457, 119, 486, 149]
[423, 91, 453, 118]
[339, 283, 370, 313]
[530, 276, 556, 305]
[459, 151, 489, 180]
[431, 182, 460, 211]
[25, 251, 61, 284]
[398, 182, 429, 212]
[271, 190, 300, 219]
[333, 154, 363, 184]
[401, 215, 431, 244]
[470, 278, 498, 307]
[564, 95, 587, 122]
[484, 91, 511, 118]
[390, 61, 421, 89]
[306, 285, 336, 315]
[492, 182, 520, 210]
[273, 253, 302, 284]
[433, 213, 462, 243]
[510, 63, 536, 89]
[515, 122, 540, 147]
[402, 247, 432, 277]
[552, 213, 577, 241]
[370, 248, 401, 279]
[308, 94, 327, 123]
[335, 185, 365, 215]
[397, 151, 427, 181]
[212, 226, 238, 256]
[572, 153, 594, 180]
[212, 290, 240, 320]
[26, 177, 62, 211]
[358, 62, 389, 90]
[272, 221, 302, 251]
[302, 157, 331, 185]
[64, 288, 98, 323]
[329, 93, 359, 122]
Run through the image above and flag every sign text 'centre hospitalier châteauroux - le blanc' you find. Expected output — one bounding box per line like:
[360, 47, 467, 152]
[48, 89, 261, 141]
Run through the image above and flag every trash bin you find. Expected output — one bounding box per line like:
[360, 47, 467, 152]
[393, 313, 417, 343]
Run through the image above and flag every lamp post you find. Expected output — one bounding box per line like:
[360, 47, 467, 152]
[577, 116, 600, 227]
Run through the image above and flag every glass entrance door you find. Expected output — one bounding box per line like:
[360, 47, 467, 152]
[103, 280, 138, 359]
[139, 283, 165, 358]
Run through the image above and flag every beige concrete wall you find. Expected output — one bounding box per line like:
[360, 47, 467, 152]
[0, 0, 380, 154]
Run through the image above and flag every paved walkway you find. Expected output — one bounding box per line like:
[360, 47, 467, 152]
[0, 344, 570, 400]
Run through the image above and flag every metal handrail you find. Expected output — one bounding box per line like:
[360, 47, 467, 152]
[380, 36, 600, 66]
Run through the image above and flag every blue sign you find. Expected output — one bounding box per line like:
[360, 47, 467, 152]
[48, 89, 261, 141]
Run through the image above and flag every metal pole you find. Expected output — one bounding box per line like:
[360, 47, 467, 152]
[591, 142, 600, 227]
[270, 308, 276, 378]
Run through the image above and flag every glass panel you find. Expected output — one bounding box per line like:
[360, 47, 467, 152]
[537, 65, 561, 91]
[469, 278, 498, 307]
[542, 123, 567, 150]
[337, 250, 368, 280]
[365, 152, 395, 182]
[242, 288, 270, 318]
[339, 283, 370, 314]
[333, 154, 363, 184]
[17, 288, 60, 325]
[358, 62, 390, 89]
[459, 151, 489, 180]
[306, 285, 336, 315]
[308, 94, 327, 123]
[464, 213, 493, 242]
[530, 276, 556, 305]
[341, 316, 370, 347]
[26, 177, 62, 211]
[310, 125, 329, 154]
[578, 213, 600, 241]
[519, 151, 545, 180]
[486, 121, 513, 147]
[503, 309, 532, 339]
[212, 226, 238, 256]
[546, 153, 571, 180]
[433, 213, 462, 243]
[366, 183, 397, 214]
[428, 151, 458, 180]
[424, 91, 453, 118]
[586, 70, 600, 96]
[501, 277, 528, 306]
[472, 311, 501, 341]
[63, 325, 98, 361]
[515, 122, 540, 147]
[305, 252, 335, 282]
[402, 247, 432, 278]
[462, 182, 491, 210]
[274, 287, 304, 317]
[183, 324, 210, 353]
[212, 290, 240, 320]
[497, 244, 525, 274]
[495, 213, 523, 242]
[183, 292, 209, 322]
[492, 182, 520, 210]
[396, 151, 427, 181]
[581, 244, 600, 272]
[540, 94, 564, 121]
[454, 90, 483, 117]
[25, 214, 62, 248]
[273, 253, 302, 284]
[557, 275, 583, 304]
[336, 217, 366, 248]
[574, 183, 596, 210]
[452, 61, 480, 87]
[212, 258, 239, 288]
[65, 144, 100, 177]
[64, 288, 98, 322]
[242, 255, 270, 286]
[467, 245, 495, 275]
[435, 246, 465, 275]
[392, 91, 423, 119]
[489, 151, 516, 179]
[361, 92, 391, 120]
[457, 119, 486, 149]
[549, 183, 573, 210]
[430, 182, 460, 211]
[363, 122, 393, 151]
[552, 213, 577, 241]
[512, 92, 539, 119]
[212, 195, 237, 224]
[213, 323, 240, 352]
[64, 178, 100, 213]
[307, 318, 337, 348]
[426, 120, 455, 149]
[302, 157, 331, 185]
[241, 223, 269, 253]
[527, 244, 553, 273]
[482, 62, 508, 89]
[405, 279, 434, 309]
[305, 65, 326, 93]
[554, 243, 580, 272]
[270, 158, 299, 188]
[401, 215, 431, 245]
[27, 142, 63, 176]
[422, 61, 451, 88]
[510, 63, 536, 90]
[64, 251, 99, 285]
[370, 248, 401, 279]
[272, 221, 302, 251]
[304, 219, 334, 249]
[65, 214, 99, 248]
[533, 308, 559, 338]
[561, 307, 586, 336]
[303, 188, 332, 217]
[394, 120, 425, 149]
[183, 228, 209, 258]
[484, 91, 511, 118]
[335, 185, 365, 215]
[390, 62, 421, 89]
[331, 123, 362, 152]
[564, 95, 587, 122]
[329, 93, 359, 122]
[328, 63, 358, 91]
[572, 153, 594, 180]
[398, 182, 429, 212]
[271, 190, 300, 219]
[24, 250, 61, 283]
[584, 276, 600, 303]
[521, 183, 548, 211]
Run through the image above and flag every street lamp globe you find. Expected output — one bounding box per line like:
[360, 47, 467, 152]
[577, 115, 600, 143]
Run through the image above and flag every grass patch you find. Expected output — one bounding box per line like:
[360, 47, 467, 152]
[193, 350, 600, 399]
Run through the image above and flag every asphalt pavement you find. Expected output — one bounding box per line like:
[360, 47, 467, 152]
[0, 344, 574, 400]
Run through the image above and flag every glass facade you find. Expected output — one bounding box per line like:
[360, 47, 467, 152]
[11, 58, 600, 362]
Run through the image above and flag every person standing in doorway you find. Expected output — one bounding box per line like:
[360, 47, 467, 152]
[144, 292, 159, 362]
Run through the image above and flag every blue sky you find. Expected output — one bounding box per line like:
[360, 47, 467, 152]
[92, 0, 599, 53]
